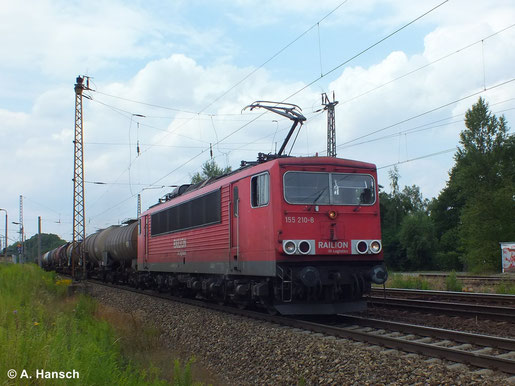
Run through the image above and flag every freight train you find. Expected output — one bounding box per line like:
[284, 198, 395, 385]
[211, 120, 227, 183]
[43, 155, 387, 314]
[43, 102, 388, 314]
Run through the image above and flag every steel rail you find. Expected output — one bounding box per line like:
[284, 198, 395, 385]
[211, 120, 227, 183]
[368, 296, 515, 322]
[418, 274, 515, 282]
[338, 314, 515, 351]
[370, 288, 515, 305]
[84, 279, 515, 375]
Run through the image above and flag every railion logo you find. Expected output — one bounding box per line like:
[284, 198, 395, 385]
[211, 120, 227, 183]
[318, 241, 348, 249]
[173, 238, 187, 249]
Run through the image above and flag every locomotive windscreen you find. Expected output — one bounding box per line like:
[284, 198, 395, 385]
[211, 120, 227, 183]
[151, 189, 221, 236]
[283, 172, 375, 205]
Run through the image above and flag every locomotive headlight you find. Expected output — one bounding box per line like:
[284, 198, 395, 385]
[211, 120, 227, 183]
[370, 240, 382, 254]
[298, 240, 311, 255]
[356, 240, 368, 254]
[328, 210, 338, 220]
[283, 240, 297, 255]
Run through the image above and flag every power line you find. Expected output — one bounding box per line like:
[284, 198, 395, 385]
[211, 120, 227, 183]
[279, 1, 450, 103]
[93, 90, 199, 115]
[326, 102, 515, 154]
[86, 1, 351, 123]
[87, 1, 449, 221]
[337, 23, 515, 107]
[378, 148, 456, 170]
[85, 180, 177, 187]
[91, 1, 448, 213]
[151, 0, 449, 170]
[337, 78, 515, 149]
[196, 0, 350, 116]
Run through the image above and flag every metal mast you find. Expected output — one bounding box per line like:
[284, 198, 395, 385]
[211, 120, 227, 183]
[19, 195, 24, 263]
[137, 193, 141, 218]
[322, 92, 338, 157]
[73, 76, 89, 279]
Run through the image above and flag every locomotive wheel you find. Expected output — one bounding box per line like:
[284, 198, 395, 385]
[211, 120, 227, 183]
[235, 301, 248, 310]
[216, 283, 228, 305]
[265, 304, 278, 315]
[259, 298, 278, 315]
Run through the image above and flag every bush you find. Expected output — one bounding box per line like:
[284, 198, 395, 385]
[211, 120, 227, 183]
[445, 271, 463, 292]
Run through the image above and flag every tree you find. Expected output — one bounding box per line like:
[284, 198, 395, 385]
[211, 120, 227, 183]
[191, 159, 232, 184]
[398, 212, 436, 270]
[431, 97, 514, 272]
[5, 233, 67, 262]
[380, 167, 434, 270]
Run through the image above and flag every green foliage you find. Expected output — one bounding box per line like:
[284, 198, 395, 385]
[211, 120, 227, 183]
[5, 233, 67, 262]
[398, 212, 436, 270]
[495, 282, 515, 295]
[387, 273, 432, 290]
[0, 264, 169, 385]
[191, 159, 232, 184]
[431, 97, 514, 273]
[445, 271, 463, 292]
[380, 168, 433, 271]
[172, 358, 200, 386]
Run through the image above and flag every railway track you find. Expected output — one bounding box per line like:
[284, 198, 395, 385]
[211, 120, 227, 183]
[418, 273, 515, 284]
[370, 287, 515, 306]
[331, 314, 515, 374]
[367, 296, 515, 322]
[83, 279, 515, 375]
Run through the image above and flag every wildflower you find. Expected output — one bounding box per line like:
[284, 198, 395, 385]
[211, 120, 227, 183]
[34, 322, 40, 326]
[13, 310, 17, 315]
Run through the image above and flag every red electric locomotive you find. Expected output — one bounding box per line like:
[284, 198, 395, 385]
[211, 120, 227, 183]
[137, 155, 387, 314]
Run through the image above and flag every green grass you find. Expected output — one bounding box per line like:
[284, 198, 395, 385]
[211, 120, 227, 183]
[0, 263, 191, 385]
[495, 282, 515, 294]
[387, 273, 432, 290]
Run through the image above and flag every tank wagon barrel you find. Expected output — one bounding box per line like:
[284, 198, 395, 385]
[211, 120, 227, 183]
[104, 221, 138, 263]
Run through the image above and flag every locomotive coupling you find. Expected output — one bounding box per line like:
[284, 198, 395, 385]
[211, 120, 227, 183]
[369, 264, 388, 284]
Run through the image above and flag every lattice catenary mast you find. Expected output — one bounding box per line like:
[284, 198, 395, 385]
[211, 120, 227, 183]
[19, 195, 24, 263]
[322, 92, 338, 157]
[73, 76, 90, 278]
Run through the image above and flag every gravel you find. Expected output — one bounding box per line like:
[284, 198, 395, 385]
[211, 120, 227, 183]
[85, 282, 513, 385]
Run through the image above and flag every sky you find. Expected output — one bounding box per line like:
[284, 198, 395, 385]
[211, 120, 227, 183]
[0, 0, 514, 244]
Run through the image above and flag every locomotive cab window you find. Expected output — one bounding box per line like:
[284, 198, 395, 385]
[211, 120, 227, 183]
[251, 172, 269, 208]
[283, 172, 375, 205]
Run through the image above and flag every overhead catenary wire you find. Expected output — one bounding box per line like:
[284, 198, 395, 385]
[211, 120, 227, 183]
[378, 148, 456, 170]
[87, 1, 452, 220]
[336, 23, 515, 108]
[86, 0, 351, 176]
[278, 0, 450, 104]
[147, 0, 449, 182]
[335, 78, 515, 149]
